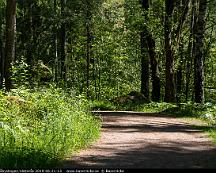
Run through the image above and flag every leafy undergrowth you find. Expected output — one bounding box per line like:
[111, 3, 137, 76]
[91, 100, 215, 123]
[90, 100, 175, 112]
[0, 87, 101, 169]
[165, 102, 216, 145]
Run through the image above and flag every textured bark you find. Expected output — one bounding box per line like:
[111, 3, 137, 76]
[193, 0, 207, 103]
[164, 0, 176, 103]
[5, 0, 16, 91]
[140, 0, 150, 100]
[140, 0, 160, 101]
[147, 34, 160, 102]
[140, 31, 150, 100]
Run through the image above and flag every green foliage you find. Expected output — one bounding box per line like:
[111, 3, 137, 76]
[90, 100, 117, 111]
[209, 129, 216, 144]
[90, 99, 175, 113]
[162, 102, 216, 128]
[132, 102, 175, 113]
[0, 87, 101, 169]
[11, 58, 30, 87]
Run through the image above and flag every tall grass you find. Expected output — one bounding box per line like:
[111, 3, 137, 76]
[0, 87, 101, 169]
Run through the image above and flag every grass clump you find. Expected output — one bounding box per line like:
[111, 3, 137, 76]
[0, 87, 101, 169]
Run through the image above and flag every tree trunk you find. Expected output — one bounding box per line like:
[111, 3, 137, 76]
[147, 34, 160, 102]
[164, 0, 176, 103]
[140, 0, 160, 101]
[185, 0, 196, 102]
[86, 1, 92, 98]
[140, 31, 149, 100]
[5, 0, 16, 91]
[60, 0, 66, 81]
[0, 10, 3, 89]
[140, 0, 150, 100]
[53, 0, 58, 83]
[176, 42, 184, 102]
[193, 0, 207, 103]
[176, 63, 183, 102]
[174, 0, 190, 47]
[26, 0, 33, 67]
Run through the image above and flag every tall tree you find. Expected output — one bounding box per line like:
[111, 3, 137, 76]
[175, 0, 190, 101]
[5, 0, 16, 91]
[0, 8, 3, 89]
[148, 34, 160, 101]
[59, 0, 66, 80]
[53, 0, 58, 83]
[164, 0, 176, 102]
[26, 0, 33, 67]
[140, 0, 150, 100]
[141, 0, 161, 101]
[193, 0, 207, 103]
[185, 0, 197, 101]
[86, 0, 92, 98]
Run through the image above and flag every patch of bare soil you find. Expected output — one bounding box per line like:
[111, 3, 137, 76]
[62, 111, 216, 169]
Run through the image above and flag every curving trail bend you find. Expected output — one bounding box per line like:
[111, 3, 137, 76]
[62, 111, 216, 169]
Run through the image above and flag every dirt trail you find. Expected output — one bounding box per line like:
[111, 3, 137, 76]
[62, 111, 216, 169]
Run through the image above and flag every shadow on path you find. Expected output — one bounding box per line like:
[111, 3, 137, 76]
[62, 111, 216, 169]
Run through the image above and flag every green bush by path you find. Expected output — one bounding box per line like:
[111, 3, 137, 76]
[0, 87, 101, 169]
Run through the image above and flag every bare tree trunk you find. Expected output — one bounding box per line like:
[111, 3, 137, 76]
[60, 0, 66, 81]
[5, 0, 16, 91]
[53, 0, 58, 83]
[26, 0, 33, 67]
[174, 0, 190, 101]
[86, 0, 92, 98]
[164, 0, 176, 103]
[140, 0, 150, 100]
[147, 34, 160, 102]
[176, 44, 183, 101]
[193, 0, 207, 103]
[140, 0, 161, 101]
[0, 10, 3, 89]
[185, 0, 197, 102]
[140, 31, 149, 100]
[174, 0, 190, 44]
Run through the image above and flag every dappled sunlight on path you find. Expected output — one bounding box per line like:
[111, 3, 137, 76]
[62, 111, 216, 168]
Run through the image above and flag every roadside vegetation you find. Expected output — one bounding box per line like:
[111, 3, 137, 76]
[0, 0, 216, 169]
[0, 87, 101, 169]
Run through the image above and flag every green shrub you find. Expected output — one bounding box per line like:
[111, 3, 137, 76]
[0, 87, 101, 169]
[90, 100, 117, 111]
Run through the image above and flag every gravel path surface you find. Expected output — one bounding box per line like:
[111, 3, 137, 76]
[62, 111, 216, 169]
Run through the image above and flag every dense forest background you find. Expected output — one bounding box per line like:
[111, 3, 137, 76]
[0, 0, 216, 169]
[0, 0, 216, 103]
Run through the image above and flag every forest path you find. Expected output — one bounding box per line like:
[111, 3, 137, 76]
[62, 111, 216, 169]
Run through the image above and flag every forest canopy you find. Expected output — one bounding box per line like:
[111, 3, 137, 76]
[0, 0, 216, 103]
